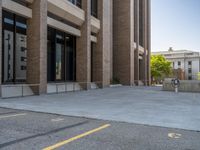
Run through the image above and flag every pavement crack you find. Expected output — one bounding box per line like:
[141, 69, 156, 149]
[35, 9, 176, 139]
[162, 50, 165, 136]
[0, 120, 89, 148]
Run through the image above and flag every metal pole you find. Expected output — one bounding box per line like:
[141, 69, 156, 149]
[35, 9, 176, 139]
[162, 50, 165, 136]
[22, 85, 24, 97]
[73, 82, 75, 92]
[175, 86, 178, 93]
[56, 84, 58, 94]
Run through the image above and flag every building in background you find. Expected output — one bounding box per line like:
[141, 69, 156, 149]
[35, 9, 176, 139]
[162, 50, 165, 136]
[0, 0, 151, 98]
[152, 47, 200, 80]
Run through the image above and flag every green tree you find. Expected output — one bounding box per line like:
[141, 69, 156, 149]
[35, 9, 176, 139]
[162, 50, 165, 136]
[151, 55, 172, 83]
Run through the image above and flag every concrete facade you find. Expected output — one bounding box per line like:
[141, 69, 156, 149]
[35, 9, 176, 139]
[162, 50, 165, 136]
[152, 48, 200, 80]
[113, 0, 151, 86]
[0, 0, 151, 97]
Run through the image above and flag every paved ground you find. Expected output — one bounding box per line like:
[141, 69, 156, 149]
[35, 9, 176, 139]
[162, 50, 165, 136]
[0, 86, 200, 131]
[0, 107, 200, 150]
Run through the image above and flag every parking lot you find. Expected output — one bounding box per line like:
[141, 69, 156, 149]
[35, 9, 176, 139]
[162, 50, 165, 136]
[0, 86, 200, 131]
[0, 107, 200, 150]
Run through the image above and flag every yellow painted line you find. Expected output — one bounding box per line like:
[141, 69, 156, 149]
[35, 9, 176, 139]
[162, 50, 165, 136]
[0, 113, 27, 119]
[43, 124, 111, 150]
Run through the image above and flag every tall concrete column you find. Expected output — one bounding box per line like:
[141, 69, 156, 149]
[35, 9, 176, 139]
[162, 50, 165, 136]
[76, 0, 91, 89]
[94, 0, 112, 87]
[140, 0, 148, 85]
[113, 0, 134, 85]
[134, 0, 140, 85]
[110, 0, 113, 84]
[0, 0, 2, 96]
[147, 0, 151, 85]
[27, 0, 47, 94]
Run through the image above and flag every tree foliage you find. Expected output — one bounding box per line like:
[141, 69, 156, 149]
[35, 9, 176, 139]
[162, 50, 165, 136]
[151, 55, 172, 82]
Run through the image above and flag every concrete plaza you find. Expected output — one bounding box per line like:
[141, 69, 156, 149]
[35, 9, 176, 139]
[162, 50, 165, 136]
[0, 86, 200, 131]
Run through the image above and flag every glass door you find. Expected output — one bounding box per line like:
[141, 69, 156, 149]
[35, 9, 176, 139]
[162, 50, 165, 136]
[65, 35, 76, 81]
[55, 32, 65, 81]
[47, 27, 76, 82]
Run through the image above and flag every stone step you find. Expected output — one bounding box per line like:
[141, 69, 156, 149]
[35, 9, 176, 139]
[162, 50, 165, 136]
[90, 82, 99, 89]
[1, 85, 34, 98]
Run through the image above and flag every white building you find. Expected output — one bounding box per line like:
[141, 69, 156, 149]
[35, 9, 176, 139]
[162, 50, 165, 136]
[152, 48, 200, 80]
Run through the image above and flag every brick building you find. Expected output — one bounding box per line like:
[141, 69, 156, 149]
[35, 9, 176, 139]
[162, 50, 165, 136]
[0, 0, 151, 97]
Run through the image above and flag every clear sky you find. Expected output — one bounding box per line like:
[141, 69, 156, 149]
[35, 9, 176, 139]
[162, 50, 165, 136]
[151, 0, 200, 52]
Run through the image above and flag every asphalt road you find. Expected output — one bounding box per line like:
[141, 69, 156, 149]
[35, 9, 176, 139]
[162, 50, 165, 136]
[0, 107, 200, 150]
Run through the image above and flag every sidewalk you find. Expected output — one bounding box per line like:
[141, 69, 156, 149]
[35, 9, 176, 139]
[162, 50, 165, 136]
[0, 86, 200, 131]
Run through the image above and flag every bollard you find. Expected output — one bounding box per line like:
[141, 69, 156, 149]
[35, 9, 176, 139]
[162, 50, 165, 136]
[175, 86, 178, 93]
[171, 78, 180, 93]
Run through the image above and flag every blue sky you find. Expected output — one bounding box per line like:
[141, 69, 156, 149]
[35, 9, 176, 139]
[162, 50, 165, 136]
[151, 0, 200, 52]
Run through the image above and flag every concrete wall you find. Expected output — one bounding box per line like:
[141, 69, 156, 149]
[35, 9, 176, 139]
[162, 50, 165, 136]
[163, 78, 200, 93]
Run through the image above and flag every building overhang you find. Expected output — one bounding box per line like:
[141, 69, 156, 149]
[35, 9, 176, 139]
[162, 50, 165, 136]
[48, 0, 85, 26]
[47, 17, 81, 37]
[2, 0, 32, 18]
[91, 35, 97, 43]
[91, 16, 100, 33]
[139, 45, 145, 55]
[25, 0, 34, 3]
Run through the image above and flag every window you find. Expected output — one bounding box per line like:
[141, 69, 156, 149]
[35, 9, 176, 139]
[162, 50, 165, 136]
[91, 0, 98, 18]
[188, 61, 192, 66]
[188, 76, 192, 80]
[2, 10, 27, 83]
[47, 27, 76, 82]
[68, 0, 81, 8]
[178, 61, 181, 66]
[188, 68, 192, 74]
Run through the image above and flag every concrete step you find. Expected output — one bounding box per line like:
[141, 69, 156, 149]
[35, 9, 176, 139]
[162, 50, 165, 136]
[90, 82, 99, 89]
[138, 80, 144, 86]
[47, 82, 82, 94]
[1, 85, 34, 98]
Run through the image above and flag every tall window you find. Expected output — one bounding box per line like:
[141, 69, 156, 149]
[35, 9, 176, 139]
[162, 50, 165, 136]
[68, 0, 81, 8]
[188, 61, 192, 66]
[188, 76, 192, 80]
[188, 68, 192, 74]
[2, 11, 27, 83]
[91, 0, 98, 18]
[47, 27, 76, 82]
[178, 61, 181, 68]
[55, 32, 65, 81]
